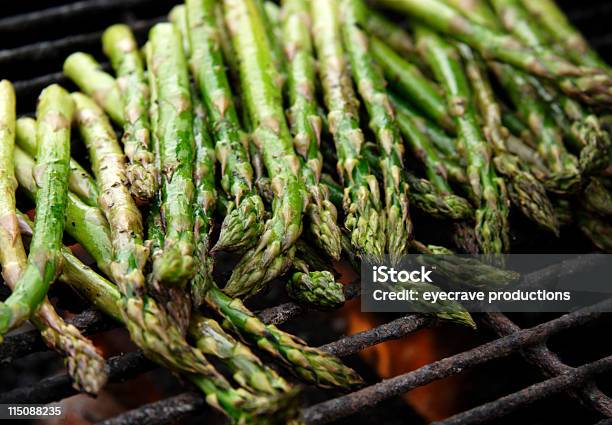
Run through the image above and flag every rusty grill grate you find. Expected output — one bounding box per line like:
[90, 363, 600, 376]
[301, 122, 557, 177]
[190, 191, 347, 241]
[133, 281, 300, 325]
[1, 1, 612, 424]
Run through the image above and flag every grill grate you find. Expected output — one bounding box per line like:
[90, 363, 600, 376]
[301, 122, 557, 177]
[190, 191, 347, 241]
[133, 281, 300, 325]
[0, 1, 611, 424]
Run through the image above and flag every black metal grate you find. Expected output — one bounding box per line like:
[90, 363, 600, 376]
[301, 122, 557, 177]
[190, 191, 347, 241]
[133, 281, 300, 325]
[0, 1, 611, 424]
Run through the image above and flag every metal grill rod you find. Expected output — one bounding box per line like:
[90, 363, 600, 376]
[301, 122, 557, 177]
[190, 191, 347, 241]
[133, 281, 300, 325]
[0, 312, 431, 405]
[0, 0, 171, 33]
[0, 351, 153, 404]
[300, 299, 612, 424]
[0, 309, 114, 364]
[0, 17, 162, 66]
[432, 355, 612, 425]
[483, 313, 612, 416]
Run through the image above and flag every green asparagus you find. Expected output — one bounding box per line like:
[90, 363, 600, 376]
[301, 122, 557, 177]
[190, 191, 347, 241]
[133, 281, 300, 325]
[71, 92, 282, 422]
[311, 0, 386, 261]
[342, 0, 413, 263]
[0, 85, 73, 337]
[185, 0, 265, 256]
[222, 0, 308, 298]
[282, 0, 342, 260]
[12, 211, 107, 394]
[376, 0, 612, 107]
[286, 258, 345, 310]
[15, 117, 99, 207]
[365, 10, 415, 58]
[416, 26, 509, 255]
[148, 23, 196, 287]
[63, 52, 125, 125]
[102, 24, 158, 203]
[490, 62, 581, 194]
[519, 0, 609, 69]
[459, 44, 558, 235]
[487, 0, 610, 175]
[371, 37, 453, 132]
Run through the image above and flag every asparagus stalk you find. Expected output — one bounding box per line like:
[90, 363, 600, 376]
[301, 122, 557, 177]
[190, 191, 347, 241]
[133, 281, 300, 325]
[168, 5, 192, 56]
[282, 0, 341, 260]
[490, 63, 581, 194]
[487, 0, 610, 175]
[184, 0, 265, 256]
[13, 145, 113, 277]
[148, 23, 196, 288]
[71, 93, 278, 422]
[387, 93, 460, 161]
[13, 211, 108, 394]
[391, 96, 472, 190]
[176, 3, 355, 388]
[416, 27, 509, 255]
[15, 117, 99, 207]
[582, 177, 612, 217]
[254, 0, 286, 84]
[0, 83, 105, 393]
[311, 0, 386, 261]
[147, 197, 295, 399]
[54, 229, 296, 418]
[286, 258, 345, 310]
[63, 52, 125, 125]
[362, 145, 473, 222]
[376, 0, 612, 107]
[222, 0, 308, 298]
[59, 198, 362, 391]
[102, 24, 158, 204]
[0, 85, 73, 337]
[578, 212, 612, 252]
[459, 44, 558, 235]
[190, 314, 294, 396]
[341, 0, 413, 263]
[519, 0, 609, 69]
[371, 37, 454, 131]
[365, 10, 415, 57]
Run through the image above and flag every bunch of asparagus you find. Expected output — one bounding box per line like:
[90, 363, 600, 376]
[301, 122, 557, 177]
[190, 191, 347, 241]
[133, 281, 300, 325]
[0, 0, 611, 422]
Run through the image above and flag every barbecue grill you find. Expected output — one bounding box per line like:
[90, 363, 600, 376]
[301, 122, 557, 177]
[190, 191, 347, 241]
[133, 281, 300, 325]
[0, 1, 611, 424]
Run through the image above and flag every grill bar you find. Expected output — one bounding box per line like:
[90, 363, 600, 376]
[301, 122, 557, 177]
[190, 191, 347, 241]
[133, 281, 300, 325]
[98, 392, 203, 425]
[0, 17, 162, 67]
[0, 309, 115, 364]
[0, 311, 430, 405]
[0, 351, 154, 404]
[483, 313, 612, 416]
[300, 299, 612, 424]
[432, 355, 612, 425]
[0, 0, 170, 33]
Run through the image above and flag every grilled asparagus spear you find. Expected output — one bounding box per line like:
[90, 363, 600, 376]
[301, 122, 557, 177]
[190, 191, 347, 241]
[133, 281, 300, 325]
[487, 0, 610, 175]
[282, 0, 342, 260]
[148, 23, 196, 288]
[0, 85, 74, 337]
[376, 0, 612, 107]
[63, 52, 125, 125]
[222, 0, 308, 298]
[341, 0, 412, 263]
[519, 0, 609, 69]
[15, 116, 99, 207]
[184, 0, 265, 256]
[102, 24, 158, 203]
[311, 0, 386, 261]
[416, 27, 510, 255]
[0, 82, 106, 393]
